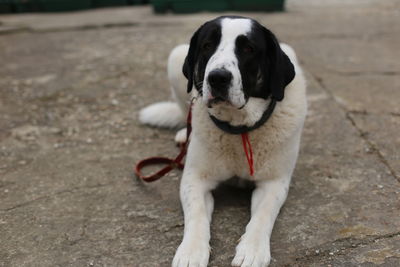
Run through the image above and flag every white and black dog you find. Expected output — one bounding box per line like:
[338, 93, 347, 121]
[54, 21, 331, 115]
[139, 16, 307, 267]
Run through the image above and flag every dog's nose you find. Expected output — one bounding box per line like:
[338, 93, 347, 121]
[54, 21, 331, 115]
[208, 69, 232, 90]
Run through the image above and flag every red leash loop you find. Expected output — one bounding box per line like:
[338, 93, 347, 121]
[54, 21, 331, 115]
[135, 98, 255, 181]
[241, 132, 254, 176]
[134, 101, 193, 183]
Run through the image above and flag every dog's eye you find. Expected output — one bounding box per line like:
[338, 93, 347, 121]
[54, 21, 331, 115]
[202, 42, 213, 51]
[243, 45, 254, 54]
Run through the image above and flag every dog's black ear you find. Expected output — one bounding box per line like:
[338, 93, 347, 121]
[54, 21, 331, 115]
[183, 25, 203, 93]
[261, 27, 295, 101]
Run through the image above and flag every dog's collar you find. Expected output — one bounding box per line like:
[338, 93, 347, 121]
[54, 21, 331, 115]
[209, 98, 277, 135]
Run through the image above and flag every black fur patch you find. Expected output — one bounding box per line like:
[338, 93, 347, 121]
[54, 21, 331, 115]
[184, 16, 295, 101]
[183, 18, 222, 94]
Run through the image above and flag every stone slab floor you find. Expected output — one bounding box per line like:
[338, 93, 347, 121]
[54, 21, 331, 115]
[0, 0, 399, 266]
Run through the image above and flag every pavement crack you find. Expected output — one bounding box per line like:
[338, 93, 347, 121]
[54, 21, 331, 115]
[346, 112, 400, 182]
[348, 110, 400, 118]
[287, 231, 400, 265]
[2, 195, 49, 212]
[0, 21, 182, 36]
[327, 70, 400, 76]
[390, 112, 400, 117]
[309, 71, 400, 183]
[161, 222, 184, 233]
[307, 31, 394, 41]
[0, 22, 140, 35]
[0, 181, 15, 189]
[0, 182, 113, 212]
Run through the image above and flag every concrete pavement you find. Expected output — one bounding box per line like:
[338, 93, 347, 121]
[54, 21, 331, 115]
[1, 0, 399, 266]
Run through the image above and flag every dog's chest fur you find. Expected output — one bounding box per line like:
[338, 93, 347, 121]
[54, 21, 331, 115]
[190, 70, 307, 180]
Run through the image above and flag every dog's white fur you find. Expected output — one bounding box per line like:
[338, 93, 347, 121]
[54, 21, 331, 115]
[203, 18, 252, 108]
[139, 19, 307, 267]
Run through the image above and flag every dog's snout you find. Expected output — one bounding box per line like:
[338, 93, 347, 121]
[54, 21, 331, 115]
[208, 69, 232, 90]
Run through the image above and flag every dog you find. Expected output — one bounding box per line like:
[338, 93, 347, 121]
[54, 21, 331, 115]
[139, 16, 307, 267]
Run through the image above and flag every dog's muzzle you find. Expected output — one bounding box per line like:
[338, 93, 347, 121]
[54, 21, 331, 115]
[206, 69, 233, 107]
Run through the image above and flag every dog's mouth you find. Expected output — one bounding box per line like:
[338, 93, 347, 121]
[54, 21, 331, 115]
[207, 96, 226, 108]
[206, 97, 249, 110]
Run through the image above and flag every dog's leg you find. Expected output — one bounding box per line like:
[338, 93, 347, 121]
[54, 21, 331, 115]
[231, 177, 291, 267]
[172, 169, 216, 267]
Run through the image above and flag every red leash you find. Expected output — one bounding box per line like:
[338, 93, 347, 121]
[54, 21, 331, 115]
[135, 101, 255, 182]
[241, 132, 254, 176]
[134, 102, 193, 182]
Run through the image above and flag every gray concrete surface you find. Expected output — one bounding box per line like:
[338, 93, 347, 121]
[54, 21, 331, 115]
[1, 0, 399, 266]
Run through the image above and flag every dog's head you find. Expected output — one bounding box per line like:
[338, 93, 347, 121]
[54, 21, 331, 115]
[183, 16, 295, 109]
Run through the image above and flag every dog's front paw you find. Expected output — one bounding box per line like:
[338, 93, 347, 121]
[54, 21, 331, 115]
[231, 235, 271, 267]
[172, 239, 210, 267]
[174, 128, 187, 144]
